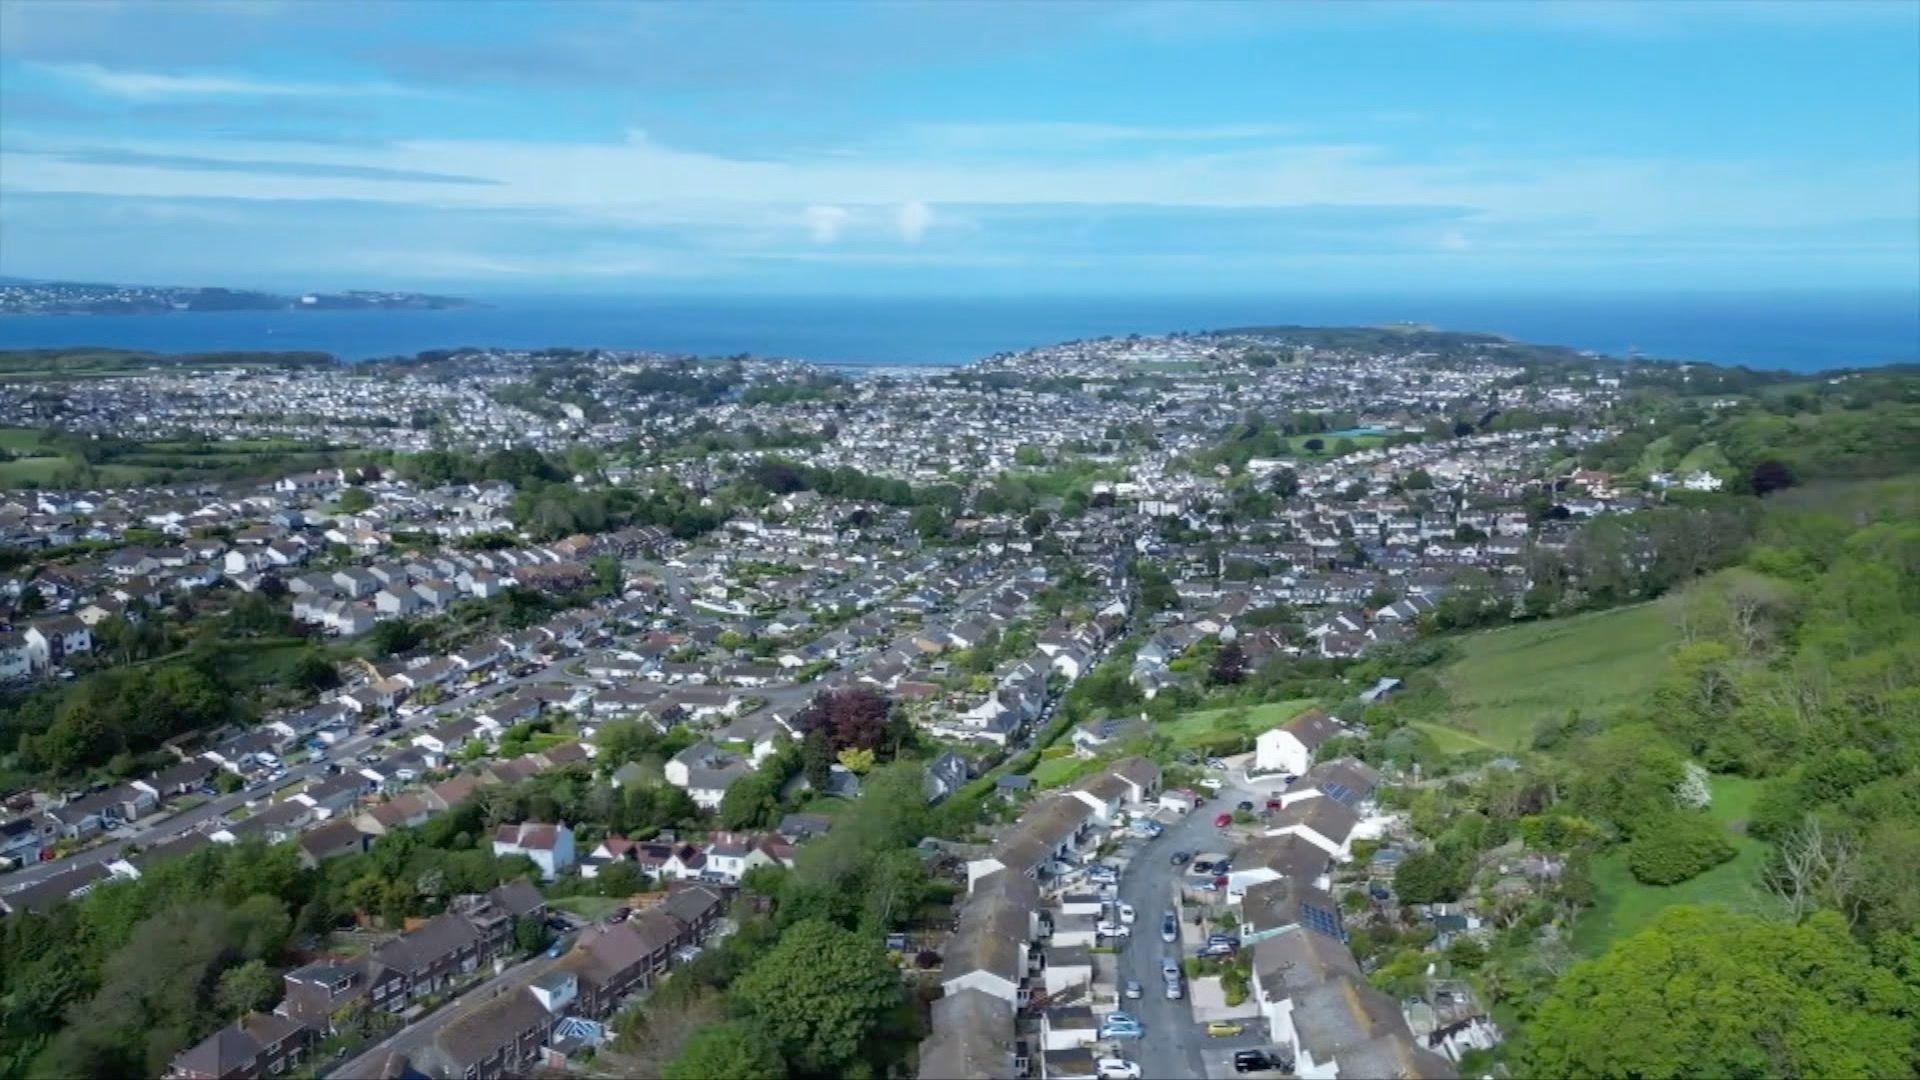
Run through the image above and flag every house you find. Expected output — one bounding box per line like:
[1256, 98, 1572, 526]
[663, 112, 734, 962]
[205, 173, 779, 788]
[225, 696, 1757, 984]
[924, 751, 972, 803]
[1254, 708, 1343, 776]
[1266, 796, 1362, 860]
[411, 984, 561, 1080]
[366, 913, 486, 1011]
[916, 987, 1021, 1080]
[23, 615, 91, 670]
[297, 818, 370, 868]
[166, 1011, 311, 1080]
[556, 915, 682, 1018]
[492, 821, 576, 880]
[663, 742, 752, 810]
[940, 869, 1039, 1004]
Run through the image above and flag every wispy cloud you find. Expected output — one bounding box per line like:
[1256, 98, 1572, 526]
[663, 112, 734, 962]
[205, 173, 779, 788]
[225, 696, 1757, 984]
[41, 61, 416, 100]
[32, 146, 495, 186]
[804, 205, 851, 243]
[897, 201, 933, 243]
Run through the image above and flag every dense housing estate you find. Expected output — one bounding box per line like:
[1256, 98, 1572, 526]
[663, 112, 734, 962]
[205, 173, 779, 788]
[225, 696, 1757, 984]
[0, 326, 1694, 1079]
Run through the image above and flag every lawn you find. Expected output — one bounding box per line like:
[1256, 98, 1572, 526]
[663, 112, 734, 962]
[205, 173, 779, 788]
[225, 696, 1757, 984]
[1031, 753, 1103, 789]
[1571, 775, 1781, 956]
[1158, 697, 1320, 749]
[552, 895, 628, 920]
[1407, 720, 1505, 756]
[1430, 599, 1681, 751]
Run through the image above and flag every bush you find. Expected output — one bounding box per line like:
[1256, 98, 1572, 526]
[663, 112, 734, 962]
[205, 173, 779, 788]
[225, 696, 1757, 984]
[1393, 849, 1472, 903]
[1626, 813, 1736, 885]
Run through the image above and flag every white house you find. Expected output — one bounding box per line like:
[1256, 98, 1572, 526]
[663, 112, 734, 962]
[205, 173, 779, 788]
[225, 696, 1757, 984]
[1254, 708, 1343, 776]
[491, 821, 576, 880]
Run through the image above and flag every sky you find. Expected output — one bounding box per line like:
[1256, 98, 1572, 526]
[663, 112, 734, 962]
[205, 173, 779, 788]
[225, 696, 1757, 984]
[0, 0, 1916, 296]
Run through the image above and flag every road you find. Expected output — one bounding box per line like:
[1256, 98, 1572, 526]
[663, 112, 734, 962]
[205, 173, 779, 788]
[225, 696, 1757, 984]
[1113, 775, 1272, 1080]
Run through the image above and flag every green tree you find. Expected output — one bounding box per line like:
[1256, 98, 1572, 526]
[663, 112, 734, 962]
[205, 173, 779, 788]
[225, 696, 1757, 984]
[1626, 812, 1735, 885]
[1524, 907, 1913, 1079]
[336, 487, 374, 514]
[663, 1020, 786, 1080]
[215, 959, 279, 1017]
[733, 918, 903, 1074]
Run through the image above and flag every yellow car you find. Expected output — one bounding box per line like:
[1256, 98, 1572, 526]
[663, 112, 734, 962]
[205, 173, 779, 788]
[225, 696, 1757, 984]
[1205, 1021, 1246, 1038]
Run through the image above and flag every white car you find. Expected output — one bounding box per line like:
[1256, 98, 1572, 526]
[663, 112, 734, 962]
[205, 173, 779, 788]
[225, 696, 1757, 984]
[1097, 1060, 1142, 1080]
[1096, 921, 1131, 939]
[1117, 902, 1136, 925]
[1196, 777, 1224, 791]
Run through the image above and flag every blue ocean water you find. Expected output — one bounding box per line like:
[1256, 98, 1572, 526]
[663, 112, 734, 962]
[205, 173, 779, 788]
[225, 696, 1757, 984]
[0, 291, 1913, 372]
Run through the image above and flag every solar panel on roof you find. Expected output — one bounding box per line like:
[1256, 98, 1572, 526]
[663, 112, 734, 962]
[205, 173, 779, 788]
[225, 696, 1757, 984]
[1301, 903, 1342, 938]
[1324, 782, 1353, 804]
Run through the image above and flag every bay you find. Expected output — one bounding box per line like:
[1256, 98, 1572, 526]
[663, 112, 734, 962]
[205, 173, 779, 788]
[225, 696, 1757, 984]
[0, 291, 1913, 372]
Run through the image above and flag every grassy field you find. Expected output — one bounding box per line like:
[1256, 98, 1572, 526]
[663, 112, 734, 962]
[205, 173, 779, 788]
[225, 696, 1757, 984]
[0, 425, 340, 489]
[1159, 697, 1320, 749]
[1430, 600, 1681, 751]
[1407, 720, 1505, 756]
[1572, 775, 1781, 956]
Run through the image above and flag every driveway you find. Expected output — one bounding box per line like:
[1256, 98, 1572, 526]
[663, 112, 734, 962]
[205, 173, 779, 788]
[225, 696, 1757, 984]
[1110, 774, 1272, 1079]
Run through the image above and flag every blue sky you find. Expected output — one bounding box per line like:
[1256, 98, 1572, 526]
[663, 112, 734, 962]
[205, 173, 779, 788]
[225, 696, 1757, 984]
[1, 1, 1915, 295]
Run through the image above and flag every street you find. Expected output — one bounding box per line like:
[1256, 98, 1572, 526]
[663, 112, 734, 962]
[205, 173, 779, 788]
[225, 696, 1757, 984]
[1112, 774, 1272, 1080]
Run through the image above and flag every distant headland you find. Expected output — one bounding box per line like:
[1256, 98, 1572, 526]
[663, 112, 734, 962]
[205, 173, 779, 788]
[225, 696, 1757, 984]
[0, 277, 472, 316]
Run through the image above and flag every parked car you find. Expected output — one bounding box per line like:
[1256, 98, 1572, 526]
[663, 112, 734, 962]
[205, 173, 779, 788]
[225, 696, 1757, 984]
[1098, 1013, 1144, 1040]
[1096, 921, 1131, 939]
[1213, 812, 1233, 828]
[1234, 1049, 1281, 1073]
[1206, 1021, 1247, 1038]
[1206, 757, 1228, 770]
[1207, 933, 1242, 949]
[1161, 913, 1178, 943]
[1201, 940, 1237, 958]
[1097, 1059, 1142, 1080]
[1161, 957, 1181, 980]
[1117, 902, 1136, 925]
[1123, 979, 1143, 999]
[1088, 863, 1118, 884]
[1168, 850, 1192, 866]
[1165, 976, 1184, 1000]
[1237, 799, 1255, 813]
[1197, 777, 1224, 791]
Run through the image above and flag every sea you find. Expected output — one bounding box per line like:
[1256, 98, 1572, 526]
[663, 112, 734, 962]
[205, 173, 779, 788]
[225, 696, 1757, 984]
[0, 291, 1914, 373]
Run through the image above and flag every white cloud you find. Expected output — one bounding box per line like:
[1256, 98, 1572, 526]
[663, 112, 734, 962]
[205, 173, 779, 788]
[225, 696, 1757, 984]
[804, 204, 851, 243]
[897, 201, 933, 243]
[41, 61, 414, 99]
[1439, 230, 1471, 251]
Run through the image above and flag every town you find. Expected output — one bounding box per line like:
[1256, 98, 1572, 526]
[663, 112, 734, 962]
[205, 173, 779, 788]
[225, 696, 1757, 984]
[0, 328, 1870, 1080]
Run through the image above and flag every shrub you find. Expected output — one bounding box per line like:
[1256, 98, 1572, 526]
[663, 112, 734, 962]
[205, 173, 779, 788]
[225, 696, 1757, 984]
[1626, 813, 1736, 885]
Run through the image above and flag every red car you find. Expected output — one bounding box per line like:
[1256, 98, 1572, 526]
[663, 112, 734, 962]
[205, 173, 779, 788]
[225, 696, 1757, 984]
[1213, 812, 1233, 828]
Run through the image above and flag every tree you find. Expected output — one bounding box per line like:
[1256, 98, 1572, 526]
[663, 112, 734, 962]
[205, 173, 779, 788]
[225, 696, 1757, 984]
[733, 918, 903, 1074]
[215, 959, 279, 1017]
[1302, 437, 1326, 453]
[513, 915, 549, 954]
[336, 487, 374, 514]
[1626, 812, 1735, 884]
[1393, 849, 1471, 903]
[1750, 458, 1796, 496]
[1524, 907, 1913, 1079]
[1209, 640, 1246, 685]
[797, 687, 898, 754]
[1268, 468, 1300, 498]
[289, 650, 340, 693]
[663, 1020, 786, 1080]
